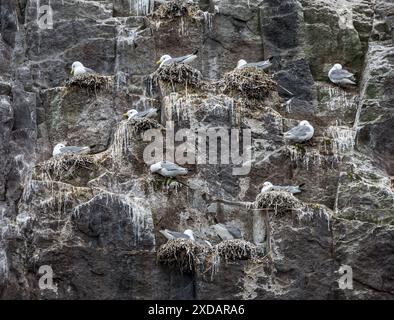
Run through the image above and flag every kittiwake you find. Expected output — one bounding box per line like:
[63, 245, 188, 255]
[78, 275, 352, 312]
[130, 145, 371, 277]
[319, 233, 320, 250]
[261, 181, 305, 194]
[156, 50, 198, 68]
[328, 63, 356, 86]
[52, 143, 92, 157]
[123, 108, 157, 120]
[71, 61, 95, 76]
[150, 160, 188, 177]
[236, 57, 273, 71]
[284, 120, 314, 143]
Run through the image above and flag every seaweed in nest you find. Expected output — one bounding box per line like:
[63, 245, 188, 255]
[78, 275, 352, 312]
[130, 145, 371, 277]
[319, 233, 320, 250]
[254, 190, 303, 214]
[157, 239, 207, 273]
[65, 73, 112, 93]
[34, 154, 100, 181]
[152, 0, 201, 19]
[214, 239, 257, 261]
[152, 63, 203, 89]
[219, 67, 277, 100]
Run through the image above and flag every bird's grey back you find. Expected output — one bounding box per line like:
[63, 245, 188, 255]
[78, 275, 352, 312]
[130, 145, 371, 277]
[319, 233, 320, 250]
[59, 146, 89, 154]
[244, 60, 271, 70]
[330, 69, 354, 80]
[161, 161, 186, 171]
[286, 125, 311, 137]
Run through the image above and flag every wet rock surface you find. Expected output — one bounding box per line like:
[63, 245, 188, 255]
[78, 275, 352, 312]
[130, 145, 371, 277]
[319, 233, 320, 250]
[0, 0, 393, 299]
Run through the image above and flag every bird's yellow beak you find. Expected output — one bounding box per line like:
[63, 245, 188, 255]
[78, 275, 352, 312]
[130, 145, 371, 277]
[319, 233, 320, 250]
[156, 60, 161, 65]
[70, 68, 74, 75]
[123, 113, 129, 118]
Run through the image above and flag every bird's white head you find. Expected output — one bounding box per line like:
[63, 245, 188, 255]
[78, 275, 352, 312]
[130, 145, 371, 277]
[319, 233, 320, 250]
[54, 143, 66, 150]
[184, 229, 195, 241]
[261, 181, 273, 193]
[332, 63, 342, 70]
[123, 109, 138, 119]
[237, 59, 248, 68]
[71, 61, 83, 75]
[150, 162, 162, 173]
[299, 120, 311, 126]
[53, 143, 66, 156]
[157, 55, 172, 65]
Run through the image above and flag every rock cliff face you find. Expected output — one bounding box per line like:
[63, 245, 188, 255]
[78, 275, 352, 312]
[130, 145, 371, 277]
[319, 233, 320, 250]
[0, 0, 393, 299]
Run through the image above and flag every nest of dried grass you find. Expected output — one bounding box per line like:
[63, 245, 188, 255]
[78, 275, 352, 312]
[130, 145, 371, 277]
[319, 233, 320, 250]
[254, 190, 303, 212]
[152, 63, 203, 90]
[219, 67, 276, 100]
[214, 239, 257, 261]
[157, 239, 208, 273]
[127, 117, 162, 134]
[65, 74, 113, 92]
[152, 0, 201, 19]
[34, 154, 100, 181]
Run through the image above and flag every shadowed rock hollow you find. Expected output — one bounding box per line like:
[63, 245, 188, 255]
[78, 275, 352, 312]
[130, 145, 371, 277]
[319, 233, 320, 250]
[0, 0, 393, 299]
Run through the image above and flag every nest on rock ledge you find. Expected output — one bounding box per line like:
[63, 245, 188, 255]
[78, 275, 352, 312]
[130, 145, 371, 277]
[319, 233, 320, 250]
[157, 239, 208, 273]
[254, 190, 303, 213]
[35, 154, 103, 181]
[126, 117, 162, 135]
[152, 63, 203, 88]
[65, 74, 113, 92]
[219, 67, 277, 100]
[152, 0, 201, 19]
[213, 239, 257, 261]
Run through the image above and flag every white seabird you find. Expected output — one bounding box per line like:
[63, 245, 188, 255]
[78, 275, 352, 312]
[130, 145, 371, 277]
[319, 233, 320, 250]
[159, 229, 191, 240]
[160, 229, 212, 247]
[150, 160, 188, 177]
[328, 63, 356, 86]
[261, 181, 304, 194]
[156, 50, 198, 68]
[284, 120, 314, 143]
[212, 223, 243, 241]
[236, 57, 273, 71]
[52, 143, 92, 157]
[123, 108, 157, 120]
[71, 61, 95, 76]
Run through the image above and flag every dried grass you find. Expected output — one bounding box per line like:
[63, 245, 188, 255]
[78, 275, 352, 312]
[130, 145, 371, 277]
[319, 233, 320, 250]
[157, 239, 207, 273]
[152, 63, 203, 89]
[214, 239, 257, 261]
[219, 67, 276, 100]
[152, 0, 201, 19]
[157, 238, 258, 274]
[65, 74, 113, 92]
[254, 190, 303, 212]
[127, 117, 162, 134]
[34, 154, 101, 181]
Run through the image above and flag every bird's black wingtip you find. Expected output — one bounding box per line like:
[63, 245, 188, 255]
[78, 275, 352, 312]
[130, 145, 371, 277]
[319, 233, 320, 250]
[193, 49, 199, 55]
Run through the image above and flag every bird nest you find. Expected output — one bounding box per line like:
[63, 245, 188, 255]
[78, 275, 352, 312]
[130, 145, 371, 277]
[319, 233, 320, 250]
[65, 74, 113, 92]
[214, 240, 257, 261]
[127, 117, 162, 134]
[219, 67, 276, 100]
[152, 63, 203, 89]
[152, 0, 201, 19]
[157, 239, 208, 274]
[254, 191, 303, 213]
[34, 154, 101, 181]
